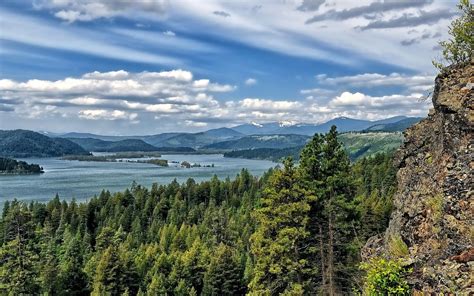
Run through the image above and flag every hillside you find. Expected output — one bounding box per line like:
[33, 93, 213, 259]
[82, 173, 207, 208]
[224, 146, 303, 162]
[203, 134, 309, 150]
[223, 132, 404, 161]
[67, 138, 160, 152]
[159, 129, 243, 148]
[364, 117, 423, 132]
[0, 130, 89, 157]
[363, 62, 473, 293]
[338, 132, 404, 160]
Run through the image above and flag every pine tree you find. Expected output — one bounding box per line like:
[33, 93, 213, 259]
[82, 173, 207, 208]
[299, 126, 357, 294]
[203, 243, 246, 295]
[0, 202, 39, 294]
[249, 158, 315, 294]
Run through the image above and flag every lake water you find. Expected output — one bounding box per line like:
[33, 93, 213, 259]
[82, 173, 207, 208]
[0, 154, 276, 207]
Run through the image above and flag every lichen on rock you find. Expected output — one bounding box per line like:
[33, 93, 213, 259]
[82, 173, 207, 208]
[362, 61, 473, 294]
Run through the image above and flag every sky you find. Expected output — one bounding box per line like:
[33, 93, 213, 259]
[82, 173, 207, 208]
[0, 0, 458, 135]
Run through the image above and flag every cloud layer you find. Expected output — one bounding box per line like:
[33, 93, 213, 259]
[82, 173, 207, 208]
[0, 69, 432, 133]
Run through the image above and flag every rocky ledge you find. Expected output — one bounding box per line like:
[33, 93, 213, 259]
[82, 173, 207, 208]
[362, 61, 473, 294]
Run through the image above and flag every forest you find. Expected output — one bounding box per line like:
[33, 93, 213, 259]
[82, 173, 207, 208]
[0, 157, 44, 175]
[0, 127, 398, 294]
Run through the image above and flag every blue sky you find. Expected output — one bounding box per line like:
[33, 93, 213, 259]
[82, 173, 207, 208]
[0, 0, 457, 134]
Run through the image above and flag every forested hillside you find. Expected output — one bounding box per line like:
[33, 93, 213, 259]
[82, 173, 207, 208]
[0, 127, 397, 294]
[204, 134, 309, 150]
[0, 130, 89, 157]
[224, 132, 404, 162]
[67, 138, 161, 152]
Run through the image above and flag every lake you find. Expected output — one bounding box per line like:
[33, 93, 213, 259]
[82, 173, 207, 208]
[0, 154, 276, 207]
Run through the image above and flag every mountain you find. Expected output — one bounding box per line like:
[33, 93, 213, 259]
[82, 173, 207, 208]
[50, 116, 421, 148]
[60, 132, 146, 142]
[156, 128, 243, 148]
[231, 116, 421, 136]
[0, 130, 89, 158]
[58, 129, 242, 149]
[231, 122, 282, 135]
[364, 117, 423, 132]
[67, 138, 160, 152]
[203, 134, 309, 150]
[201, 127, 243, 138]
[141, 133, 183, 146]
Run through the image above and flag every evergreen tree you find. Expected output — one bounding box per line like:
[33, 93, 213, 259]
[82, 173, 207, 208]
[203, 243, 246, 295]
[249, 158, 315, 294]
[0, 202, 39, 294]
[299, 126, 357, 294]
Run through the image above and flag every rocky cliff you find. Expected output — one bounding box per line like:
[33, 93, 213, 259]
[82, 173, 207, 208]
[362, 61, 473, 294]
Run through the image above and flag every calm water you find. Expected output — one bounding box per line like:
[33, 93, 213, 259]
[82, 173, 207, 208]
[0, 154, 276, 207]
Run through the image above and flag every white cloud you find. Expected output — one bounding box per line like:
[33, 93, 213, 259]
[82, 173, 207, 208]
[1, 69, 432, 132]
[37, 0, 168, 22]
[245, 78, 258, 86]
[163, 30, 176, 36]
[316, 72, 435, 91]
[78, 109, 138, 121]
[329, 91, 428, 113]
[185, 120, 208, 127]
[239, 98, 302, 111]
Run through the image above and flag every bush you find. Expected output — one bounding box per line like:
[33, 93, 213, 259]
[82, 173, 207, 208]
[433, 0, 474, 70]
[360, 258, 411, 295]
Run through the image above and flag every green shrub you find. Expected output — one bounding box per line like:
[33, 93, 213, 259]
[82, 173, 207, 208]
[360, 258, 411, 295]
[433, 0, 473, 70]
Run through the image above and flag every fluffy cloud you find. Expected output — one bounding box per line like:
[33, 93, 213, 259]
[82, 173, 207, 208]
[0, 69, 233, 122]
[0, 69, 432, 132]
[239, 98, 302, 112]
[330, 91, 425, 109]
[79, 109, 138, 121]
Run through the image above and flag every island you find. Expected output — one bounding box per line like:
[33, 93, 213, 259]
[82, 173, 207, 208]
[0, 157, 44, 175]
[61, 152, 168, 166]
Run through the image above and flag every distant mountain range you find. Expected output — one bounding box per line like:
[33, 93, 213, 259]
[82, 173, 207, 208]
[2, 116, 422, 157]
[231, 116, 416, 135]
[46, 116, 422, 149]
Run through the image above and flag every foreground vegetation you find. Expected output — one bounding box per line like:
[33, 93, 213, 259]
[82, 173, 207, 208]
[0, 157, 44, 175]
[0, 127, 399, 294]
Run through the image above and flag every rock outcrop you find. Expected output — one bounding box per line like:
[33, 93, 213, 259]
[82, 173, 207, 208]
[362, 61, 473, 294]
